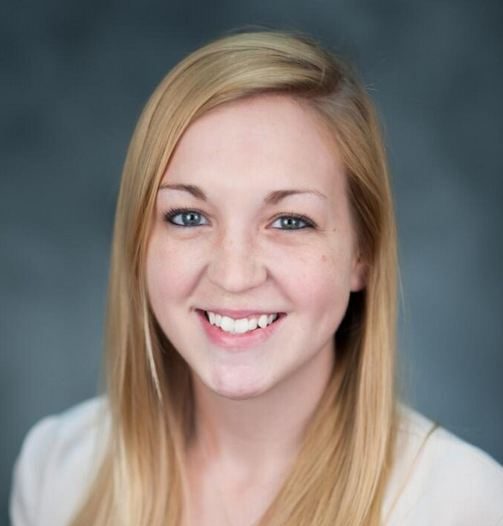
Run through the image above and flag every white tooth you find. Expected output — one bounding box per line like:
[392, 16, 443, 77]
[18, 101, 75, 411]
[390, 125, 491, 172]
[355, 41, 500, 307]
[267, 314, 275, 325]
[247, 317, 258, 331]
[208, 312, 216, 325]
[220, 316, 235, 333]
[215, 313, 222, 325]
[258, 314, 268, 329]
[234, 318, 249, 334]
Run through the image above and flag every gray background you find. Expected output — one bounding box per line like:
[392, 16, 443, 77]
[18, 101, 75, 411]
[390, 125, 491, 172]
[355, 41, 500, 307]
[1, 0, 502, 523]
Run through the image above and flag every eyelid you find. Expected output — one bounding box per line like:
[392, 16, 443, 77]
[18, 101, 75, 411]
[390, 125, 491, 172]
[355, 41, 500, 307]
[269, 212, 317, 230]
[163, 207, 210, 227]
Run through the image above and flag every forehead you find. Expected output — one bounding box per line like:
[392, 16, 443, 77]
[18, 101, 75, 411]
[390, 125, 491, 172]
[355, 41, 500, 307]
[162, 95, 346, 198]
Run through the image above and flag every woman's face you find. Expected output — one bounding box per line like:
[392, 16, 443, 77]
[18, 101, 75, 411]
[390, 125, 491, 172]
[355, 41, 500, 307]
[146, 95, 365, 400]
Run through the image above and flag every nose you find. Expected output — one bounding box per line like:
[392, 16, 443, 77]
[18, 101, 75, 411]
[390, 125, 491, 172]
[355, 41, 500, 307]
[206, 229, 267, 293]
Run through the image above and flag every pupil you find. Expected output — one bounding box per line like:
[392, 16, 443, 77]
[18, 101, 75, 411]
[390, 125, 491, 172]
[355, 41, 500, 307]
[283, 217, 297, 228]
[184, 212, 199, 225]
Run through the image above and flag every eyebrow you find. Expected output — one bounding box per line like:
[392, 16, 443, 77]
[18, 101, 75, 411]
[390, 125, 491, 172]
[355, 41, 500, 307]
[158, 183, 327, 204]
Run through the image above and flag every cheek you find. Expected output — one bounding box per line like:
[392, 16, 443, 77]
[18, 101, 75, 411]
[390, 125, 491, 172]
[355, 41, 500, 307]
[145, 230, 202, 308]
[278, 247, 354, 320]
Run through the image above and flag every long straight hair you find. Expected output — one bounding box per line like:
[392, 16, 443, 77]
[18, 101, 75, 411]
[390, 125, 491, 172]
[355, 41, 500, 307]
[71, 30, 398, 526]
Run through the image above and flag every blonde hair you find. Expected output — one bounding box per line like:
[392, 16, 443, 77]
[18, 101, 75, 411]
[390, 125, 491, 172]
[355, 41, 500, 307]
[71, 30, 398, 526]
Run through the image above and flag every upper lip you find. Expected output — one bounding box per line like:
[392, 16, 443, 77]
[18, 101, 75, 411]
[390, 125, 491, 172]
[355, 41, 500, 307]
[197, 308, 284, 318]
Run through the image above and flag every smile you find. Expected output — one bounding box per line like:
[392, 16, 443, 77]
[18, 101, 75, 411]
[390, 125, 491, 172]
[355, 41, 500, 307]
[205, 310, 279, 334]
[196, 309, 286, 349]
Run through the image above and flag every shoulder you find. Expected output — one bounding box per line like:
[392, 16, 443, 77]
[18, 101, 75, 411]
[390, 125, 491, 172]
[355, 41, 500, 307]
[384, 405, 503, 526]
[10, 397, 110, 526]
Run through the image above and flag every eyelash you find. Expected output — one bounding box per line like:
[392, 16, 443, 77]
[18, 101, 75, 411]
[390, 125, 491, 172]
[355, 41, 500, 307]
[163, 207, 316, 230]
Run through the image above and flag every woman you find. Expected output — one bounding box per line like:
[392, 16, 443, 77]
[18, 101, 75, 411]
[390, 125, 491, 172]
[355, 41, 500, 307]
[10, 30, 503, 526]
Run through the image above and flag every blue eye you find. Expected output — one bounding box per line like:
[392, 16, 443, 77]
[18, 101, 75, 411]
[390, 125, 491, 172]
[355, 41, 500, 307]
[271, 215, 315, 230]
[163, 209, 315, 230]
[164, 208, 209, 227]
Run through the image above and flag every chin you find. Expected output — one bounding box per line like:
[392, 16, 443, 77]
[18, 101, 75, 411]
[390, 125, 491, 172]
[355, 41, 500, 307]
[208, 368, 272, 401]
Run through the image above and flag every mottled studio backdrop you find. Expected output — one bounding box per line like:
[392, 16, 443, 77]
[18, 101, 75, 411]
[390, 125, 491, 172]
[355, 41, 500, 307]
[1, 1, 502, 523]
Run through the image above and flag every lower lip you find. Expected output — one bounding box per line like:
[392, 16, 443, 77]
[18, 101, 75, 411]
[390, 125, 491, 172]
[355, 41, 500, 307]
[196, 310, 286, 350]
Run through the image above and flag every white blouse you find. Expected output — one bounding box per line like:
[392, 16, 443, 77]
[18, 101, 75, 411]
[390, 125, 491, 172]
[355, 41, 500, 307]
[9, 397, 503, 525]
